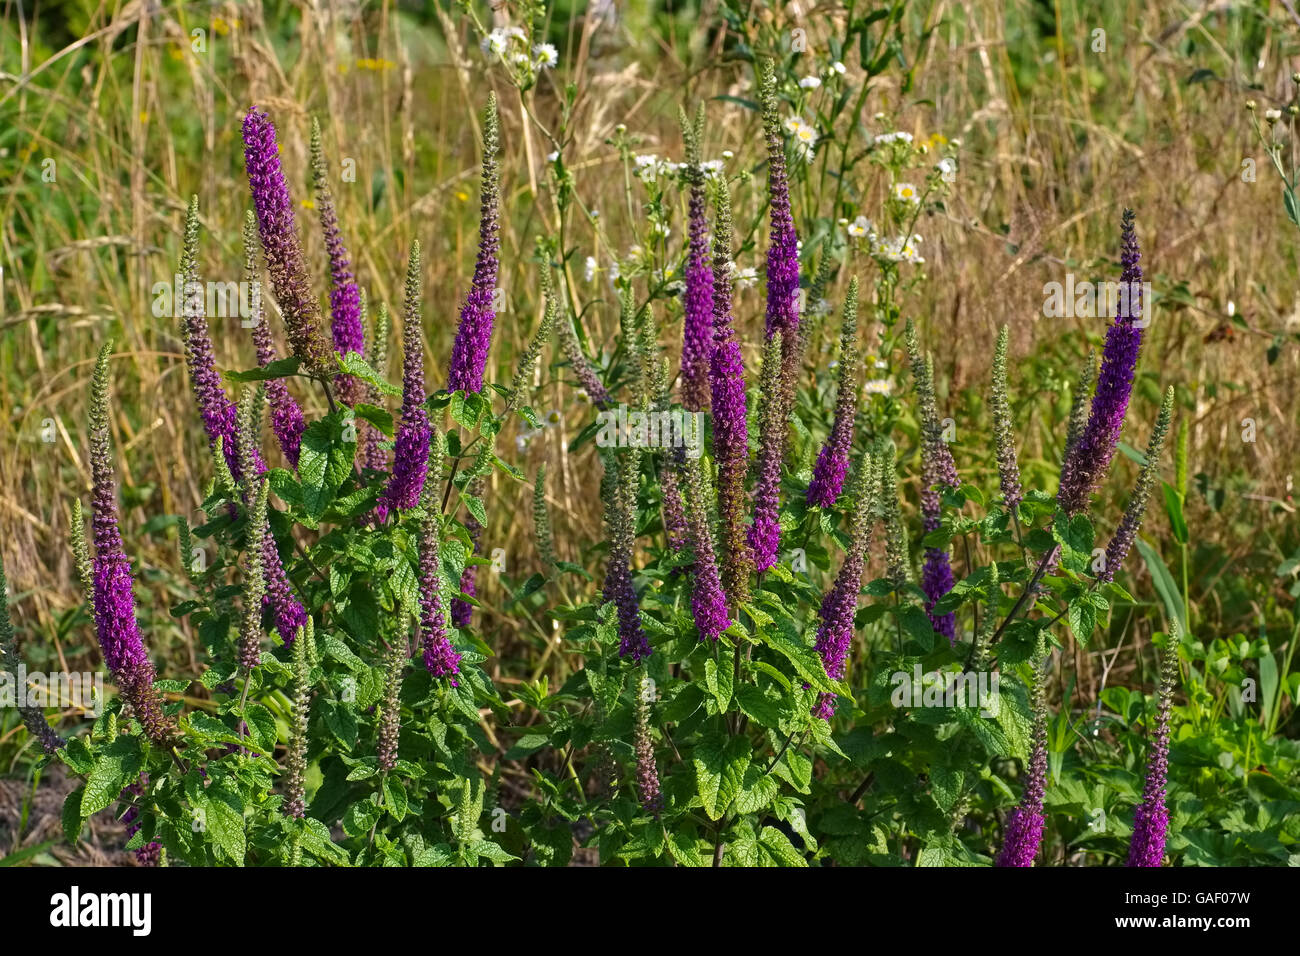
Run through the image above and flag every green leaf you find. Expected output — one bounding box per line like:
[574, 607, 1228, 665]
[704, 657, 733, 712]
[759, 825, 807, 867]
[81, 738, 142, 819]
[461, 493, 488, 529]
[338, 352, 402, 396]
[225, 356, 303, 383]
[384, 778, 409, 821]
[468, 840, 520, 864]
[1068, 600, 1097, 644]
[693, 736, 750, 820]
[300, 414, 357, 518]
[1135, 538, 1186, 633]
[734, 765, 779, 815]
[761, 628, 842, 695]
[735, 685, 784, 728]
[205, 793, 247, 864]
[1161, 482, 1188, 544]
[242, 703, 278, 751]
[62, 787, 85, 844]
[353, 403, 395, 437]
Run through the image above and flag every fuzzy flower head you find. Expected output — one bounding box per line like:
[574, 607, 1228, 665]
[88, 343, 173, 744]
[242, 108, 333, 377]
[681, 456, 732, 641]
[807, 278, 861, 509]
[1128, 630, 1180, 867]
[1100, 387, 1174, 582]
[417, 445, 462, 684]
[708, 183, 753, 606]
[678, 103, 714, 412]
[811, 459, 877, 719]
[995, 642, 1051, 866]
[991, 325, 1024, 512]
[382, 243, 431, 514]
[242, 210, 305, 467]
[447, 93, 502, 394]
[178, 196, 248, 483]
[310, 118, 365, 405]
[1057, 209, 1146, 516]
[759, 60, 801, 353]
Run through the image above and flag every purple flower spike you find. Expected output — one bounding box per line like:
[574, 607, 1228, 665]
[242, 107, 333, 378]
[243, 210, 305, 468]
[604, 552, 651, 662]
[88, 344, 173, 744]
[996, 645, 1050, 866]
[417, 436, 461, 684]
[907, 325, 959, 644]
[448, 93, 501, 394]
[179, 197, 251, 481]
[1058, 210, 1146, 516]
[748, 332, 786, 573]
[758, 60, 800, 367]
[807, 279, 860, 508]
[1128, 638, 1179, 867]
[381, 243, 430, 515]
[261, 531, 307, 642]
[811, 461, 876, 719]
[451, 497, 483, 629]
[708, 183, 752, 605]
[679, 104, 713, 412]
[680, 456, 731, 641]
[311, 119, 365, 407]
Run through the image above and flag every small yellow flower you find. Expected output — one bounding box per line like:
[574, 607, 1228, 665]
[301, 199, 316, 210]
[455, 190, 470, 202]
[928, 132, 947, 149]
[139, 110, 150, 124]
[212, 16, 230, 36]
[169, 47, 184, 61]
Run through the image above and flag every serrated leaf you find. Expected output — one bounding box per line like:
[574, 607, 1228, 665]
[693, 736, 750, 820]
[759, 825, 807, 866]
[63, 787, 85, 844]
[81, 738, 142, 819]
[338, 352, 402, 396]
[384, 778, 409, 821]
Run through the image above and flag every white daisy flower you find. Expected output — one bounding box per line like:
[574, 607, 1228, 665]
[863, 379, 893, 396]
[893, 182, 920, 204]
[533, 43, 558, 69]
[584, 256, 598, 282]
[483, 29, 509, 56]
[799, 76, 822, 89]
[831, 61, 846, 75]
[847, 215, 872, 238]
[734, 265, 758, 289]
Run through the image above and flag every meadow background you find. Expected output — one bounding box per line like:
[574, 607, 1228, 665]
[1, 0, 1298, 864]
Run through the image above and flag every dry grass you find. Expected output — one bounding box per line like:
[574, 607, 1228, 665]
[1, 1, 1297, 712]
